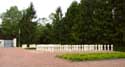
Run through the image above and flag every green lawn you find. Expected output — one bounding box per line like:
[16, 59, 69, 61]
[57, 52, 125, 61]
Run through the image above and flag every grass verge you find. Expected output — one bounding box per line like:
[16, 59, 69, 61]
[57, 52, 125, 61]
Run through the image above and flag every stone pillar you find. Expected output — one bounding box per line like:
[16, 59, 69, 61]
[107, 45, 110, 51]
[98, 45, 101, 51]
[0, 40, 4, 47]
[111, 44, 113, 51]
[78, 45, 81, 52]
[100, 45, 103, 51]
[104, 45, 107, 51]
[91, 45, 94, 51]
[13, 38, 16, 47]
[82, 45, 84, 51]
[94, 45, 97, 51]
[84, 45, 88, 51]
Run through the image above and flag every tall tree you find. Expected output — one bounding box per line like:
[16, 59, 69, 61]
[113, 0, 125, 50]
[78, 0, 114, 44]
[0, 6, 22, 36]
[93, 0, 113, 44]
[63, 1, 80, 44]
[49, 7, 63, 43]
[19, 3, 37, 47]
[79, 0, 97, 44]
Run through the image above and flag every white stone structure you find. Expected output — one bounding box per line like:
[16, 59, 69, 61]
[0, 40, 4, 47]
[0, 38, 16, 48]
[35, 44, 113, 52]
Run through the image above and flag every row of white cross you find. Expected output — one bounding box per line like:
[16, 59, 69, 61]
[36, 44, 113, 52]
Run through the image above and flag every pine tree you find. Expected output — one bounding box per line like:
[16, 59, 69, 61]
[19, 3, 37, 47]
[113, 0, 125, 50]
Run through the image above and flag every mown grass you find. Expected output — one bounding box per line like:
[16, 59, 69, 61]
[57, 52, 125, 61]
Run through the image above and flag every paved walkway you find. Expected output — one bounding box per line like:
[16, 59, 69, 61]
[0, 48, 125, 67]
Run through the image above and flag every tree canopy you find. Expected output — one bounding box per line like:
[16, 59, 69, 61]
[0, 0, 124, 51]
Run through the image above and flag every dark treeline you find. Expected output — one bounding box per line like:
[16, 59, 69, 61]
[0, 0, 125, 51]
[38, 0, 125, 51]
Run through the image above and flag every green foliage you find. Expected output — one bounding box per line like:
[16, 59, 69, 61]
[1, 6, 22, 36]
[50, 7, 63, 43]
[112, 0, 125, 48]
[40, 0, 125, 51]
[57, 52, 125, 61]
[0, 0, 124, 50]
[63, 1, 80, 44]
[34, 23, 46, 44]
[39, 23, 53, 44]
[26, 0, 124, 51]
[19, 3, 37, 47]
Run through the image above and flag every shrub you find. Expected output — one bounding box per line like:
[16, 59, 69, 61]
[57, 52, 125, 61]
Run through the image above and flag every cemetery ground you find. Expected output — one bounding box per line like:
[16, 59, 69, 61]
[0, 48, 125, 67]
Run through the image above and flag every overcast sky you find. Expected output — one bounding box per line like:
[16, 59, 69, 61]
[0, 0, 80, 23]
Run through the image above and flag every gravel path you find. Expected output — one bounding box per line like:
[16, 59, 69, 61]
[0, 48, 125, 67]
